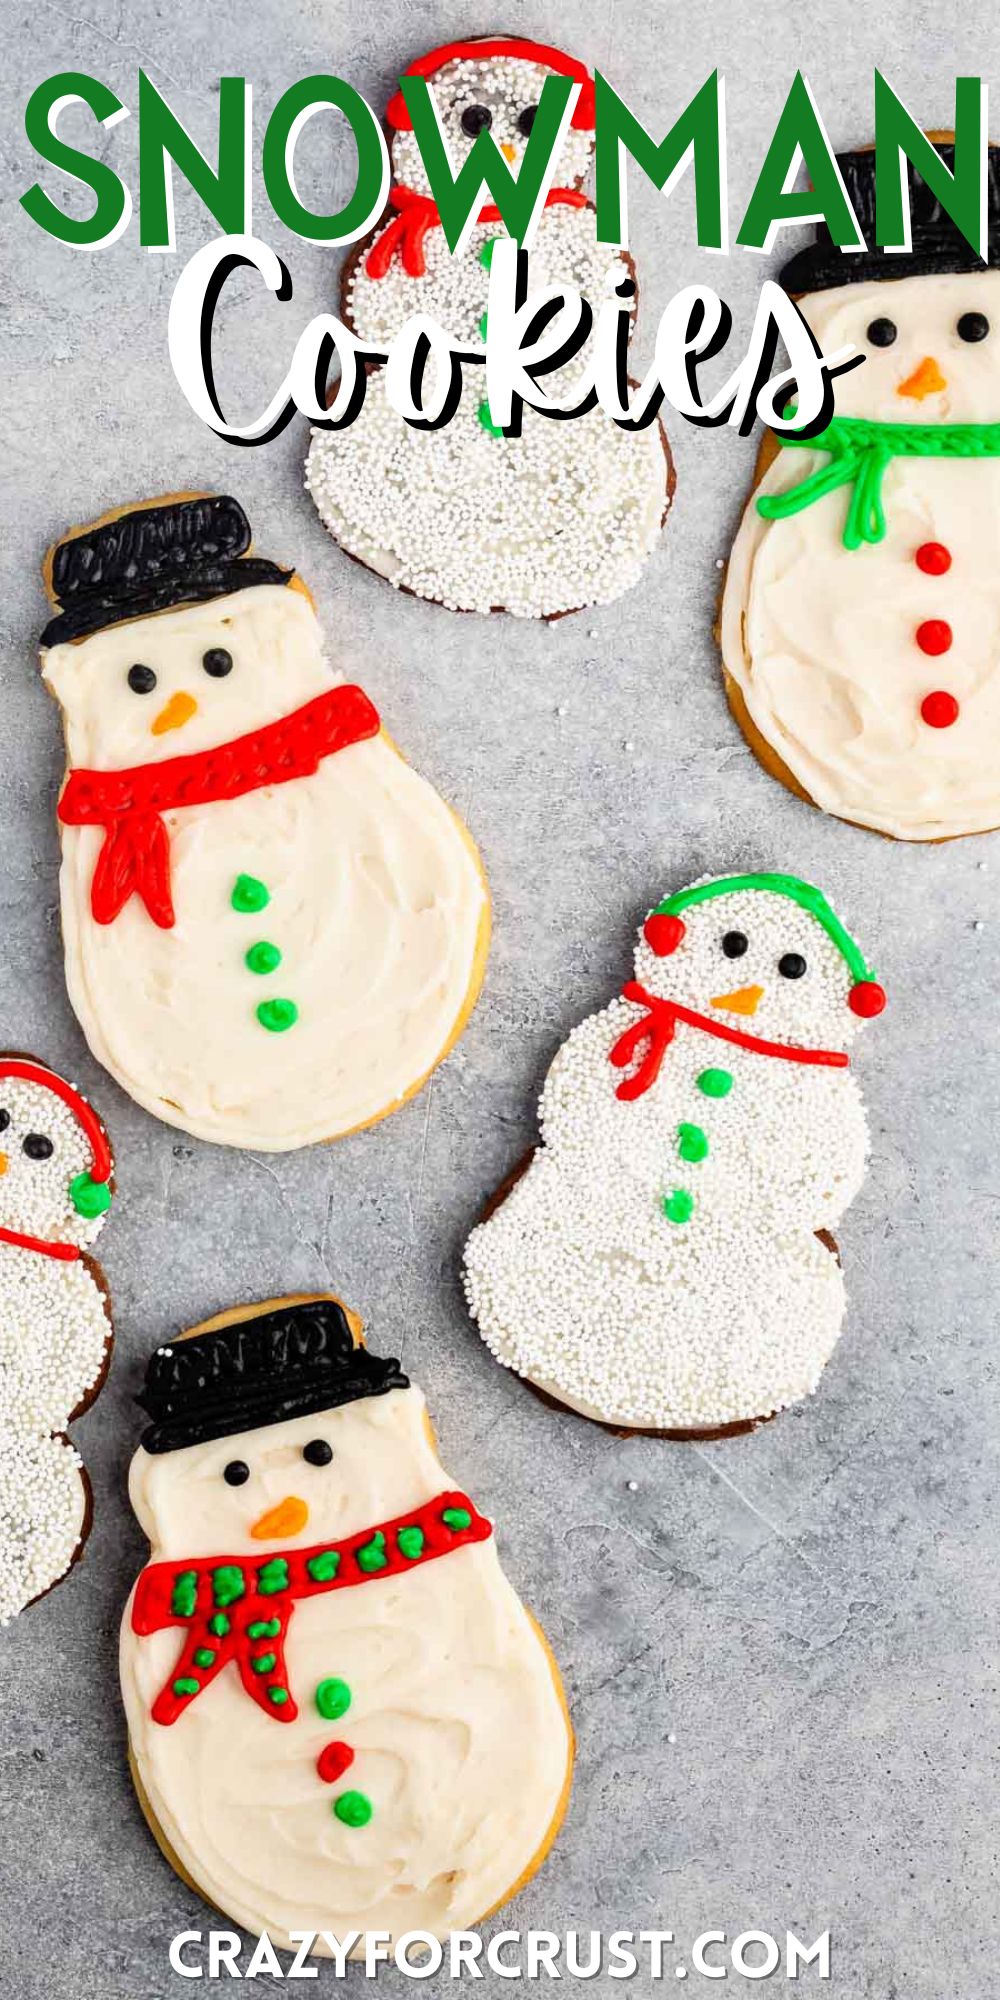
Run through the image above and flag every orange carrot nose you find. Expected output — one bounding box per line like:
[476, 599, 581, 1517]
[151, 690, 198, 736]
[500, 142, 518, 163]
[710, 983, 764, 1017]
[896, 356, 947, 401]
[250, 1495, 309, 1541]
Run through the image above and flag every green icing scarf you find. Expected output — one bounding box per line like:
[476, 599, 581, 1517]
[757, 417, 1000, 551]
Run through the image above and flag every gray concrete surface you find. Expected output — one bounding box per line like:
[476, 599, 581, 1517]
[1, 3, 998, 1995]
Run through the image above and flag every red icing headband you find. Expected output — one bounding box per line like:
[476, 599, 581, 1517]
[386, 37, 596, 132]
[0, 1059, 113, 1185]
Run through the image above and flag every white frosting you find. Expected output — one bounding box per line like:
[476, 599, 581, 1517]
[721, 270, 1000, 839]
[121, 1377, 571, 1952]
[464, 881, 876, 1430]
[43, 585, 488, 1150]
[0, 1069, 114, 1624]
[307, 48, 667, 618]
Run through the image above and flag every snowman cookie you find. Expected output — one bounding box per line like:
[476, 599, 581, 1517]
[0, 1057, 116, 1623]
[41, 494, 489, 1150]
[464, 873, 886, 1435]
[306, 35, 671, 617]
[120, 1296, 573, 1953]
[721, 141, 1000, 840]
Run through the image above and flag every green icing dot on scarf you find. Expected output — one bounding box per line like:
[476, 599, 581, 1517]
[257, 1558, 289, 1596]
[252, 1652, 277, 1675]
[193, 1649, 216, 1669]
[333, 1790, 373, 1828]
[677, 1121, 709, 1163]
[208, 1613, 230, 1637]
[663, 1188, 695, 1225]
[170, 1570, 198, 1617]
[315, 1677, 352, 1721]
[212, 1565, 245, 1608]
[267, 1687, 289, 1706]
[442, 1507, 472, 1532]
[357, 1531, 387, 1573]
[307, 1550, 340, 1583]
[173, 1677, 199, 1697]
[397, 1526, 425, 1560]
[697, 1068, 733, 1099]
[247, 1617, 281, 1640]
[257, 998, 298, 1034]
[232, 873, 270, 913]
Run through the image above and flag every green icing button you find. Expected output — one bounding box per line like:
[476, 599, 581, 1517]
[307, 1550, 340, 1583]
[170, 1570, 197, 1618]
[333, 1790, 373, 1829]
[245, 940, 282, 975]
[357, 1530, 387, 1574]
[663, 1188, 695, 1225]
[193, 1648, 216, 1669]
[232, 873, 270, 913]
[208, 1612, 230, 1637]
[252, 1652, 277, 1675]
[212, 1565, 245, 1608]
[442, 1507, 472, 1533]
[315, 1677, 351, 1721]
[677, 1121, 709, 1164]
[477, 399, 503, 437]
[267, 1687, 289, 1706]
[247, 1617, 281, 1640]
[173, 1677, 199, 1697]
[70, 1171, 112, 1219]
[257, 998, 299, 1034]
[257, 1558, 289, 1596]
[479, 236, 499, 269]
[397, 1526, 425, 1560]
[697, 1067, 733, 1099]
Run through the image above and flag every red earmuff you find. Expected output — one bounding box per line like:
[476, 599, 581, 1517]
[848, 980, 886, 1018]
[386, 37, 597, 131]
[643, 913, 685, 957]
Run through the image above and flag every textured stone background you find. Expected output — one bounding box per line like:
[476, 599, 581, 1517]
[2, 3, 998, 1996]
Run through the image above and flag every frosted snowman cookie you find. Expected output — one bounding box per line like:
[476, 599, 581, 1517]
[0, 1057, 115, 1623]
[721, 141, 1000, 839]
[464, 873, 886, 1435]
[120, 1296, 573, 1953]
[306, 34, 671, 617]
[41, 494, 489, 1150]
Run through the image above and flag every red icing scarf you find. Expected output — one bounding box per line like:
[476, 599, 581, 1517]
[365, 185, 589, 280]
[58, 686, 380, 930]
[132, 1490, 491, 1726]
[609, 982, 850, 1103]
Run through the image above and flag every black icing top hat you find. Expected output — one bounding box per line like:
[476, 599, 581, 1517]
[41, 493, 294, 648]
[137, 1298, 410, 1453]
[780, 143, 1000, 294]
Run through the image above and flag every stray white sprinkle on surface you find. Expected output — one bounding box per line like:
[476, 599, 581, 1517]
[626, 1479, 639, 1492]
[715, 557, 725, 569]
[667, 1732, 677, 1744]
[555, 704, 566, 717]
[588, 630, 599, 639]
[974, 920, 985, 932]
[978, 860, 987, 871]
[624, 740, 634, 752]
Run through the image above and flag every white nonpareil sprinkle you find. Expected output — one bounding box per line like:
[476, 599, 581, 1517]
[464, 879, 876, 1431]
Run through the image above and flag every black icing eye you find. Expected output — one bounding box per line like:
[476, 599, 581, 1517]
[202, 647, 233, 678]
[866, 317, 897, 348]
[517, 105, 538, 136]
[302, 1438, 333, 1467]
[0, 1111, 9, 1134]
[957, 310, 990, 342]
[721, 930, 749, 959]
[778, 952, 807, 980]
[22, 1133, 53, 1160]
[127, 663, 157, 695]
[223, 1460, 250, 1486]
[460, 104, 492, 136]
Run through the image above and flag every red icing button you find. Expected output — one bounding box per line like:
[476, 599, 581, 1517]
[916, 618, 953, 656]
[915, 541, 952, 576]
[920, 690, 960, 728]
[317, 1740, 355, 1785]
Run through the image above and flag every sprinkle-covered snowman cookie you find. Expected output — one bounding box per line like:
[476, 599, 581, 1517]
[306, 35, 671, 617]
[721, 141, 1000, 840]
[120, 1296, 572, 1953]
[464, 873, 886, 1435]
[42, 494, 489, 1151]
[0, 1057, 116, 1624]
